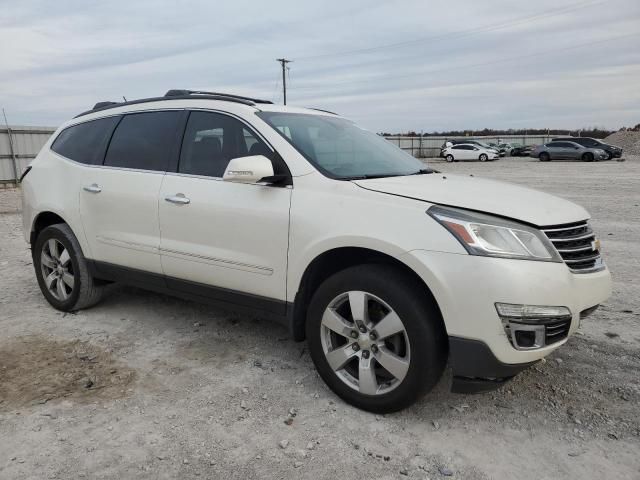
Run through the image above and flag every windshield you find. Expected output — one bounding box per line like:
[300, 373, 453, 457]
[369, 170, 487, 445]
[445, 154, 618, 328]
[256, 112, 426, 179]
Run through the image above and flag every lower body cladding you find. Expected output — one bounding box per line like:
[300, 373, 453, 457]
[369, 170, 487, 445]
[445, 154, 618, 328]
[399, 250, 612, 393]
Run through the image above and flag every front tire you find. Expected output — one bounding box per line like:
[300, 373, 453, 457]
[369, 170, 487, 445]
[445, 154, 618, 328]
[306, 264, 447, 413]
[539, 152, 551, 162]
[582, 152, 594, 162]
[33, 224, 106, 311]
[479, 154, 488, 162]
[445, 154, 454, 162]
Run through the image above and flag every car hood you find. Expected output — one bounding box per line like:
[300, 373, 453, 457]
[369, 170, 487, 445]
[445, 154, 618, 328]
[354, 173, 589, 226]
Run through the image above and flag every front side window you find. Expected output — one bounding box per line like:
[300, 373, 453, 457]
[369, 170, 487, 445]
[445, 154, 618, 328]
[179, 111, 272, 177]
[256, 112, 425, 179]
[51, 116, 120, 165]
[104, 111, 181, 171]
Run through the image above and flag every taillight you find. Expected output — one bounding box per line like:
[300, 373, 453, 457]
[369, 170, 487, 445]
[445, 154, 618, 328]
[19, 166, 32, 183]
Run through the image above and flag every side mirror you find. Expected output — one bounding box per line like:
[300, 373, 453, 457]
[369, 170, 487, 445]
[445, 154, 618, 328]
[223, 155, 274, 184]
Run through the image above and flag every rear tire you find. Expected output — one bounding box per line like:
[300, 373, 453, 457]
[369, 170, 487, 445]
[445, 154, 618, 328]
[33, 224, 106, 312]
[445, 154, 454, 162]
[479, 154, 488, 162]
[306, 264, 447, 413]
[539, 152, 551, 162]
[582, 153, 594, 162]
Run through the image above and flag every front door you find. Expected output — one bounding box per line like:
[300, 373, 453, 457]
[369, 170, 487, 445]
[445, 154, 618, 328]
[158, 111, 291, 311]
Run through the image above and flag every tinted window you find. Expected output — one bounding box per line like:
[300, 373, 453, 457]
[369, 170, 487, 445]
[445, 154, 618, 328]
[546, 142, 562, 148]
[104, 111, 181, 171]
[51, 116, 120, 165]
[179, 111, 271, 178]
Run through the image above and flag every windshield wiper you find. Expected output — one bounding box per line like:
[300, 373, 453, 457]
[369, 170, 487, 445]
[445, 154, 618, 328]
[409, 168, 438, 175]
[343, 169, 438, 180]
[342, 173, 403, 180]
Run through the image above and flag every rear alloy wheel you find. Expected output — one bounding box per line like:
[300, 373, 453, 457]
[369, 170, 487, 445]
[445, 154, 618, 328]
[40, 238, 75, 302]
[479, 153, 488, 162]
[539, 152, 550, 162]
[306, 264, 446, 413]
[445, 154, 454, 162]
[33, 224, 107, 311]
[582, 152, 594, 162]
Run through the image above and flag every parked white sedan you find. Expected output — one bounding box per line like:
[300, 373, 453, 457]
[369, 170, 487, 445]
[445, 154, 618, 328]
[443, 143, 500, 162]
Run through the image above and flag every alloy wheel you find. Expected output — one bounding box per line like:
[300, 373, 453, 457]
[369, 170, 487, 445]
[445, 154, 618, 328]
[40, 239, 75, 301]
[320, 291, 410, 395]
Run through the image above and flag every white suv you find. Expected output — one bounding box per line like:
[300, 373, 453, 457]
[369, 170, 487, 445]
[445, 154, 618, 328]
[21, 90, 612, 412]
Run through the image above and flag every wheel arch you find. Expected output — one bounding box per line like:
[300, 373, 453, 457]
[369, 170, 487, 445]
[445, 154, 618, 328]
[289, 246, 445, 341]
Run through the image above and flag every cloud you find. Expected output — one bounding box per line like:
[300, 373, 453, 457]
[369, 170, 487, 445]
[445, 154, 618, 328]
[0, 0, 639, 131]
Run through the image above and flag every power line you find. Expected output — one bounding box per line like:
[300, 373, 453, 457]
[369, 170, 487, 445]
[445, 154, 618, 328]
[289, 31, 640, 91]
[293, 0, 609, 61]
[276, 58, 292, 104]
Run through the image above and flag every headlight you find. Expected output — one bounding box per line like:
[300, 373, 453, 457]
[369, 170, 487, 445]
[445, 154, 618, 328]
[427, 205, 562, 262]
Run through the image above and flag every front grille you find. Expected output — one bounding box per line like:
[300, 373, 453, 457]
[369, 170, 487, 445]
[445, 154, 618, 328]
[541, 221, 603, 273]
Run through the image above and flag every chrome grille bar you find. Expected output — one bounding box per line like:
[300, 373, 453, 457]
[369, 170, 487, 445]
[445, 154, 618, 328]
[541, 220, 603, 273]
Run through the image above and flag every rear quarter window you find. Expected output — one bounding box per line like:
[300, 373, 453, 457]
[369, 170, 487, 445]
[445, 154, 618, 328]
[51, 116, 121, 165]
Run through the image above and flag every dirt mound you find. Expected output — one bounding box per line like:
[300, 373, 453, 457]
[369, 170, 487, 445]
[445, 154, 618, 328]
[604, 130, 640, 156]
[0, 336, 136, 411]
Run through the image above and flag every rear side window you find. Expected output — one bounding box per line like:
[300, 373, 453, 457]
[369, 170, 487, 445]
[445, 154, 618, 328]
[104, 111, 181, 171]
[51, 116, 120, 165]
[179, 111, 271, 178]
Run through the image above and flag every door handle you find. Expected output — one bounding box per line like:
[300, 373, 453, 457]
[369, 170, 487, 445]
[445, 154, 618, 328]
[165, 193, 190, 205]
[83, 183, 102, 193]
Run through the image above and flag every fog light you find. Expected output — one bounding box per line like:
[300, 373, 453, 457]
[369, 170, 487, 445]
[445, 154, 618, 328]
[495, 303, 572, 351]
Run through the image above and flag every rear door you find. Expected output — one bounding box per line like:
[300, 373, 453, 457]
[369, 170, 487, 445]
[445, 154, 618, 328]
[158, 110, 291, 310]
[545, 142, 564, 159]
[79, 110, 183, 277]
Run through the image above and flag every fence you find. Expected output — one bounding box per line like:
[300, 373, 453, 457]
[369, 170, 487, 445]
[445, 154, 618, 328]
[0, 126, 56, 184]
[1, 127, 566, 183]
[385, 134, 565, 158]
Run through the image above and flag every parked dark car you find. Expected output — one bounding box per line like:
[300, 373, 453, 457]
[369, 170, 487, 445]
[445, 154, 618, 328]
[552, 137, 622, 159]
[510, 145, 533, 157]
[531, 141, 608, 162]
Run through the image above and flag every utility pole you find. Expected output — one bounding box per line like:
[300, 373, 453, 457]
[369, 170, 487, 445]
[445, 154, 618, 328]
[276, 58, 292, 105]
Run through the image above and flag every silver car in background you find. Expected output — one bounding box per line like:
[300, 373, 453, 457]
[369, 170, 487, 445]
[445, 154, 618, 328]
[531, 140, 608, 162]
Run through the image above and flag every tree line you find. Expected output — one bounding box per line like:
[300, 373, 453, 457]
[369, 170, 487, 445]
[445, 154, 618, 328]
[378, 127, 632, 138]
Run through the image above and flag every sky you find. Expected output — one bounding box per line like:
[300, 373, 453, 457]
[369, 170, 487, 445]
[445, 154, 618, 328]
[1, 0, 639, 132]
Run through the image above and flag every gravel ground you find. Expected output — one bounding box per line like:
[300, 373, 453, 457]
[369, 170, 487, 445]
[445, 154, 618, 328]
[1, 156, 639, 479]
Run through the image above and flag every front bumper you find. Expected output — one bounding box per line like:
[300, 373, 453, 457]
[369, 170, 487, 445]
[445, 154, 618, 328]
[448, 336, 537, 393]
[400, 250, 612, 366]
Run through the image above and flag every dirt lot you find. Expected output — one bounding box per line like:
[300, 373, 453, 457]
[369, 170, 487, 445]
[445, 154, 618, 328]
[1, 156, 639, 479]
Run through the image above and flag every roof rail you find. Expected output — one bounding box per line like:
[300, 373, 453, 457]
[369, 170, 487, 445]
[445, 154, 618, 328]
[165, 89, 273, 104]
[93, 101, 119, 109]
[308, 107, 338, 115]
[75, 91, 271, 118]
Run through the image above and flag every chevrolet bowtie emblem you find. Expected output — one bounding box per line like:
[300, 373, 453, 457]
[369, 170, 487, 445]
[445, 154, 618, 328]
[592, 239, 601, 251]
